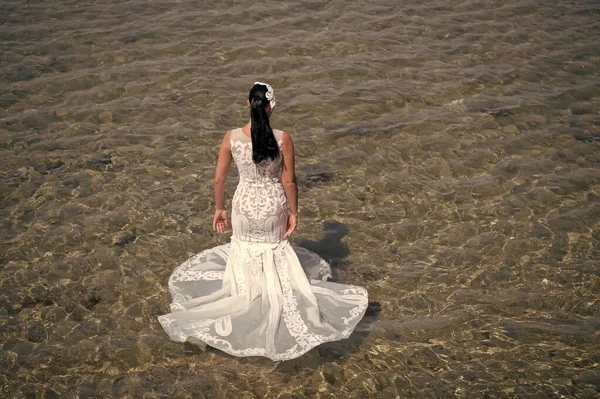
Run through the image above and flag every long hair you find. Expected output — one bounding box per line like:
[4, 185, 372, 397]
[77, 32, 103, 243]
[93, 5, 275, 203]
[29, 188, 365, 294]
[249, 83, 279, 164]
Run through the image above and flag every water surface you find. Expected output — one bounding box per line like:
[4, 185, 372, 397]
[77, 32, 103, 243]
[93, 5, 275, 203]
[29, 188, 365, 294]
[1, 0, 599, 397]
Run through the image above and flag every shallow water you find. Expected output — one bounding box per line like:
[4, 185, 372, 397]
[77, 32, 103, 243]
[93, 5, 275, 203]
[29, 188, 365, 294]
[1, 0, 599, 397]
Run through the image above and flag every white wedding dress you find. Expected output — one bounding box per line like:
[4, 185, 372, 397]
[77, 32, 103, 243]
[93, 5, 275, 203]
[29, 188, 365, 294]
[157, 128, 368, 361]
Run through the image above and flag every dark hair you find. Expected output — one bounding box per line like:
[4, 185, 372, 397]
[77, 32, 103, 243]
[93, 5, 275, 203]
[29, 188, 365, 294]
[249, 83, 279, 163]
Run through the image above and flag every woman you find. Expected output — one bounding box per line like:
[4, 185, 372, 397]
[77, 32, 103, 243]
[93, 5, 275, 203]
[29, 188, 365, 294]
[157, 82, 368, 361]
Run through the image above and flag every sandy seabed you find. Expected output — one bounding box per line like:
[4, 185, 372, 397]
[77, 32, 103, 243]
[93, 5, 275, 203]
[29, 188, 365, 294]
[1, 0, 599, 398]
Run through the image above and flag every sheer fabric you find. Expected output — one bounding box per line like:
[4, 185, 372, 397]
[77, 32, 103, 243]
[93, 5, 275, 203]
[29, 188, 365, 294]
[157, 128, 368, 361]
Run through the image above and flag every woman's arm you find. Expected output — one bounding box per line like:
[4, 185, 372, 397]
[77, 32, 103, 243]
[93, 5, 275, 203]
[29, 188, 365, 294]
[213, 131, 232, 233]
[214, 130, 232, 209]
[281, 131, 297, 237]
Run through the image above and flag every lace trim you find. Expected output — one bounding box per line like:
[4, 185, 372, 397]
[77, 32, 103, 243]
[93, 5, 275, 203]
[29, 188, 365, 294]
[295, 247, 332, 282]
[171, 270, 224, 281]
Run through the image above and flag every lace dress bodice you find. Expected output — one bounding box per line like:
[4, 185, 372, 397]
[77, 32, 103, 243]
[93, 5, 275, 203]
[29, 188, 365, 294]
[230, 128, 289, 243]
[230, 128, 284, 186]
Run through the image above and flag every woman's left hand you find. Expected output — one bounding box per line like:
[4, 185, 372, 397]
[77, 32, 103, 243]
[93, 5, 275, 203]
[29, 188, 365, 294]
[213, 209, 228, 233]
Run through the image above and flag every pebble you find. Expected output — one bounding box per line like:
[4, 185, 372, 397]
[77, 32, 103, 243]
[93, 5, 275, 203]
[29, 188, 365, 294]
[27, 324, 47, 343]
[112, 230, 136, 246]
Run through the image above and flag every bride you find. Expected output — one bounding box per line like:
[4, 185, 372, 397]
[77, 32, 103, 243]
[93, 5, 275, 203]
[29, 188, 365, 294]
[157, 82, 368, 361]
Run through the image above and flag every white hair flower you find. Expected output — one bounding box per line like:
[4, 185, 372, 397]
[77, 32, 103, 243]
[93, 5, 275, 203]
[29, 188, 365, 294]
[254, 81, 276, 109]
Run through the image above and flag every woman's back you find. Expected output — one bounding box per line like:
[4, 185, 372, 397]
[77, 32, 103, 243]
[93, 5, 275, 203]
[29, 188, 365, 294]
[230, 127, 288, 243]
[230, 127, 284, 185]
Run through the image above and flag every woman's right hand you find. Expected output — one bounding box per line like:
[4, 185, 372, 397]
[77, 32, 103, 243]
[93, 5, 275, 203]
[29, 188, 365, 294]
[213, 209, 228, 233]
[283, 213, 297, 238]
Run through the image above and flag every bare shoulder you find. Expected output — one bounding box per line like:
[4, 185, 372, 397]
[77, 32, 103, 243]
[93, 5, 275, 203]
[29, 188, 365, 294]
[221, 130, 232, 149]
[282, 131, 293, 144]
[281, 131, 294, 157]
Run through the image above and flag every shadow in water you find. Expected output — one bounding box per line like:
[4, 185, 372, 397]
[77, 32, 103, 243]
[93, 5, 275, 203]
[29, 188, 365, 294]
[296, 220, 350, 281]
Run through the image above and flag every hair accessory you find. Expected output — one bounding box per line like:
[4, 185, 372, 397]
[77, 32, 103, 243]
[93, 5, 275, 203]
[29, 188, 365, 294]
[254, 81, 276, 109]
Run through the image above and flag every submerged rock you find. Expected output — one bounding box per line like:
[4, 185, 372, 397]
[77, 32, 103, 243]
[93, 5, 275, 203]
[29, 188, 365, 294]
[573, 131, 600, 143]
[27, 324, 47, 343]
[112, 230, 136, 246]
[480, 107, 512, 117]
[87, 153, 113, 171]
